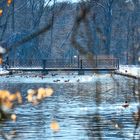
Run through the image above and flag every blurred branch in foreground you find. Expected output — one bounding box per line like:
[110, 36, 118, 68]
[71, 0, 96, 66]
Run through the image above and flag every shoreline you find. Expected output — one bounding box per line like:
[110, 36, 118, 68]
[114, 71, 139, 79]
[115, 65, 140, 79]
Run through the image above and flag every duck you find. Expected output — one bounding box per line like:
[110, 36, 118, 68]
[122, 101, 129, 108]
[77, 79, 80, 82]
[64, 80, 70, 82]
[52, 73, 58, 76]
[53, 79, 60, 82]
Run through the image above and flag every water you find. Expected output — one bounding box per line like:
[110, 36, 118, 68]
[0, 74, 140, 140]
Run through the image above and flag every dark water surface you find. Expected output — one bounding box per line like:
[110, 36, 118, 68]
[0, 74, 140, 140]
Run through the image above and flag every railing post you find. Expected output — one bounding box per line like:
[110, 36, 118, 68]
[78, 55, 80, 68]
[42, 59, 48, 75]
[117, 59, 119, 69]
[95, 55, 97, 68]
[42, 59, 46, 69]
[78, 59, 84, 75]
[80, 59, 83, 69]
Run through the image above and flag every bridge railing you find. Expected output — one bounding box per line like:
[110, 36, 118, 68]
[7, 58, 119, 69]
[81, 58, 119, 69]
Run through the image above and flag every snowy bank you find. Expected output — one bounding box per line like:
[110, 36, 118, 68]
[115, 65, 140, 79]
[0, 68, 9, 75]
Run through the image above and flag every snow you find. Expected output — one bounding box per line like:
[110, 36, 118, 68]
[118, 65, 140, 78]
[0, 46, 6, 53]
[0, 67, 9, 75]
[9, 67, 43, 69]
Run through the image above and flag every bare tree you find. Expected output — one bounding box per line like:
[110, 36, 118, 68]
[90, 0, 115, 55]
[0, 0, 11, 41]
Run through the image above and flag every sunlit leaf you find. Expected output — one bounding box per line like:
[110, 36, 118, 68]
[27, 89, 36, 95]
[7, 0, 12, 7]
[16, 92, 22, 104]
[50, 120, 60, 132]
[44, 87, 54, 97]
[26, 94, 33, 102]
[8, 94, 17, 102]
[2, 100, 13, 109]
[0, 58, 3, 65]
[37, 87, 46, 100]
[0, 90, 10, 100]
[0, 9, 3, 16]
[11, 114, 16, 122]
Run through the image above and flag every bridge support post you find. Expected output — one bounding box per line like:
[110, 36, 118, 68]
[42, 59, 48, 75]
[78, 70, 84, 75]
[117, 59, 119, 69]
[78, 59, 84, 75]
[42, 59, 46, 70]
[95, 55, 98, 67]
[78, 55, 80, 68]
[42, 70, 48, 75]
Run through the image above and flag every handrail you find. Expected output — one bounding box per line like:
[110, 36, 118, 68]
[5, 58, 119, 70]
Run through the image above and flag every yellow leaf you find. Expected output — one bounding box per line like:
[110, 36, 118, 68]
[16, 91, 22, 104]
[0, 90, 10, 100]
[0, 58, 3, 64]
[50, 120, 60, 132]
[2, 100, 13, 109]
[44, 87, 54, 97]
[27, 89, 36, 95]
[11, 114, 16, 121]
[26, 94, 33, 102]
[37, 87, 46, 100]
[0, 9, 3, 16]
[8, 94, 17, 101]
[7, 0, 12, 6]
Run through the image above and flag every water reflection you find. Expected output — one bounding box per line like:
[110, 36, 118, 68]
[0, 75, 140, 140]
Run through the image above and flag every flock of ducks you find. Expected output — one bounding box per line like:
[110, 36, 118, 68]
[51, 73, 81, 83]
[3, 73, 81, 83]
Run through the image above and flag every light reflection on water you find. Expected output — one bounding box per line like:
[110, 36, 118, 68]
[0, 74, 140, 140]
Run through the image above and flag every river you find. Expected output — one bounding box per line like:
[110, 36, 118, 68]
[0, 74, 139, 140]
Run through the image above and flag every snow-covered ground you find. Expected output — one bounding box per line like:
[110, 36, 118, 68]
[0, 67, 9, 75]
[118, 65, 140, 78]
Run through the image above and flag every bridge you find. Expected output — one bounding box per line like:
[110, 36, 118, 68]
[5, 57, 119, 74]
